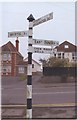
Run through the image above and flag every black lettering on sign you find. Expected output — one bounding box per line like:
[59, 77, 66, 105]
[44, 40, 53, 45]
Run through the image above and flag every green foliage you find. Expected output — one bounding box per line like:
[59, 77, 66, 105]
[46, 57, 69, 67]
[39, 57, 77, 67]
[68, 62, 77, 67]
[20, 75, 27, 80]
[39, 58, 48, 67]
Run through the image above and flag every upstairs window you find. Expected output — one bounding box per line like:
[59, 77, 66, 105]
[3, 54, 7, 61]
[2, 53, 11, 61]
[64, 45, 69, 49]
[8, 54, 11, 61]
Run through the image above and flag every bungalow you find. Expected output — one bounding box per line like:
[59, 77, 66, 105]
[24, 57, 42, 73]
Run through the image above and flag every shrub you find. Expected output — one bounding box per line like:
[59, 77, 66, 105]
[20, 75, 27, 80]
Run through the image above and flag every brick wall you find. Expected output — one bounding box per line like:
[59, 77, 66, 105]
[11, 53, 16, 76]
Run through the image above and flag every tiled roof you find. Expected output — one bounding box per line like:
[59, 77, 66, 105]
[1, 41, 17, 52]
[1, 41, 23, 57]
[55, 41, 77, 52]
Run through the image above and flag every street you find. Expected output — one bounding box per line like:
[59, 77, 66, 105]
[1, 75, 76, 119]
[2, 76, 75, 105]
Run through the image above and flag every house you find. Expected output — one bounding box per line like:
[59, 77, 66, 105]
[54, 41, 77, 62]
[24, 57, 42, 73]
[1, 39, 27, 76]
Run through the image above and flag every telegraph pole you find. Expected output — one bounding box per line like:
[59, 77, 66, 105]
[27, 14, 35, 118]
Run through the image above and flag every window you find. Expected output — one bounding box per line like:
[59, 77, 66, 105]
[19, 67, 24, 73]
[2, 53, 11, 61]
[8, 54, 11, 61]
[64, 45, 69, 48]
[72, 52, 77, 60]
[62, 53, 64, 59]
[3, 69, 7, 72]
[2, 66, 11, 73]
[3, 54, 7, 61]
[2, 66, 7, 73]
[54, 54, 56, 57]
[32, 64, 34, 68]
[58, 53, 61, 58]
[8, 66, 11, 72]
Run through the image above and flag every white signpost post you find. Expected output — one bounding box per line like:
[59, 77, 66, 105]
[8, 12, 59, 119]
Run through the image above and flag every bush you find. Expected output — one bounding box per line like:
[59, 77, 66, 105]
[20, 75, 27, 80]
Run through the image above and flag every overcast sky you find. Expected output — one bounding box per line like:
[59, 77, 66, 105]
[1, 2, 75, 61]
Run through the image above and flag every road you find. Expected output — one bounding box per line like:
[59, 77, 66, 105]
[1, 76, 75, 106]
[33, 88, 75, 105]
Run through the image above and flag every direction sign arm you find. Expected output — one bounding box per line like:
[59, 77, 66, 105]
[33, 12, 53, 27]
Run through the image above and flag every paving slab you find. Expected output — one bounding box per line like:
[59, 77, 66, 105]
[2, 106, 76, 119]
[2, 108, 26, 117]
[33, 107, 76, 119]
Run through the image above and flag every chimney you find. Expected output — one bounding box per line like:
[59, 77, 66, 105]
[16, 37, 19, 51]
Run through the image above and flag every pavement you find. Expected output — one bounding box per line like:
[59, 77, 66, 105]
[2, 106, 76, 119]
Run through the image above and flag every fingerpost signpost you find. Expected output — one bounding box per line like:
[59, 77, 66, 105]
[8, 12, 59, 119]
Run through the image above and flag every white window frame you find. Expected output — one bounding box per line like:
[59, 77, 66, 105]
[8, 66, 11, 72]
[64, 45, 69, 49]
[2, 53, 11, 61]
[8, 54, 11, 61]
[3, 54, 7, 61]
[2, 66, 11, 73]
[18, 67, 24, 73]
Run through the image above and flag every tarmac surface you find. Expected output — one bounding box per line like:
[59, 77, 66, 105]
[1, 75, 77, 119]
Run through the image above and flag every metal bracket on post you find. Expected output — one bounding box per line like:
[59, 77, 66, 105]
[26, 14, 35, 119]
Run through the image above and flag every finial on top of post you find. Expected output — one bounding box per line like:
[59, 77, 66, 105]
[27, 14, 35, 22]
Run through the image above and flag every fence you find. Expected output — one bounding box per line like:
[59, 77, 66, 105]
[43, 67, 77, 76]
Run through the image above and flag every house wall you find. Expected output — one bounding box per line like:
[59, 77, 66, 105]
[54, 41, 77, 62]
[55, 52, 64, 59]
[64, 52, 72, 62]
[1, 52, 12, 76]
[16, 53, 23, 64]
[1, 51, 25, 76]
[1, 41, 24, 76]
[24, 58, 42, 72]
[11, 53, 16, 76]
[32, 60, 41, 72]
[11, 53, 24, 76]
[55, 52, 74, 62]
[16, 66, 27, 76]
